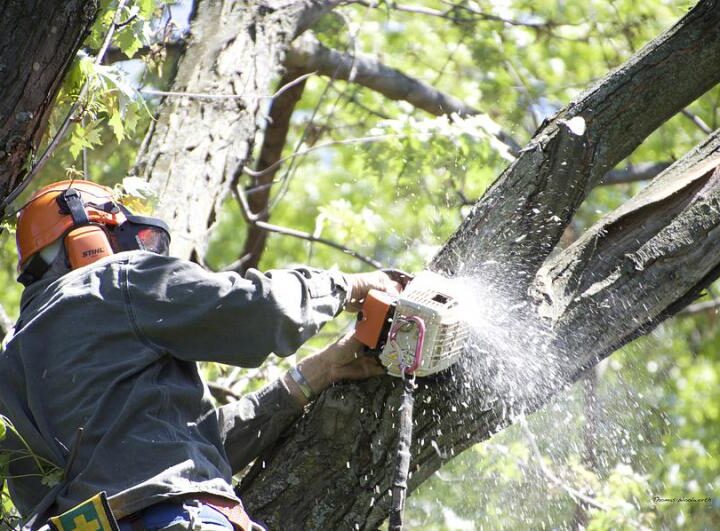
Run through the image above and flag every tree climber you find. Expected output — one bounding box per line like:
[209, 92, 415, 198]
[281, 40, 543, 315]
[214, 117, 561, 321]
[0, 180, 399, 531]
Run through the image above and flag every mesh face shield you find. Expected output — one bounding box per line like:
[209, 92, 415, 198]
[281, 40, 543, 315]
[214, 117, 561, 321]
[111, 213, 171, 256]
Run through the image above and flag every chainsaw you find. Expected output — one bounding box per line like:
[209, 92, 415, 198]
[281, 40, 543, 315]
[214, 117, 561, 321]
[355, 270, 469, 378]
[354, 270, 470, 530]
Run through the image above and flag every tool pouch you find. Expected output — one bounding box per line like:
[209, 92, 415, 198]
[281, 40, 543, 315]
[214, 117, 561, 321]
[48, 492, 119, 531]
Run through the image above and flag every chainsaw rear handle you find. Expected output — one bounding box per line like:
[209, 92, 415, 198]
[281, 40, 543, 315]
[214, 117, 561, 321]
[382, 268, 413, 289]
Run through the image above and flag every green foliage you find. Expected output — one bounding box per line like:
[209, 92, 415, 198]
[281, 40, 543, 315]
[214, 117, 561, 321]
[2, 0, 720, 528]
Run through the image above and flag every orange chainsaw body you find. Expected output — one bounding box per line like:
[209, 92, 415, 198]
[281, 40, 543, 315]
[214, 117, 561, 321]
[355, 289, 397, 350]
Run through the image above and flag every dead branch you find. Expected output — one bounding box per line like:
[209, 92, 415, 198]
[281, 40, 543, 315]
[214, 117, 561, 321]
[232, 186, 383, 269]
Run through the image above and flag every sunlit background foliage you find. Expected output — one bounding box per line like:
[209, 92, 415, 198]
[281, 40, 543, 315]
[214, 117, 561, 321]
[1, 0, 718, 529]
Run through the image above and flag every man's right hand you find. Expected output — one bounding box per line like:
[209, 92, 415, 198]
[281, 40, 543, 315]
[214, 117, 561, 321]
[344, 271, 402, 312]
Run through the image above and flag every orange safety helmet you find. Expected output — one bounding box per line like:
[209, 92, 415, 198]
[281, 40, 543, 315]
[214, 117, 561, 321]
[16, 180, 125, 270]
[15, 180, 171, 285]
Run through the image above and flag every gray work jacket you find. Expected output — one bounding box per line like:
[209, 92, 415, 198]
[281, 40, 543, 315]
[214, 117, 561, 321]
[0, 251, 348, 522]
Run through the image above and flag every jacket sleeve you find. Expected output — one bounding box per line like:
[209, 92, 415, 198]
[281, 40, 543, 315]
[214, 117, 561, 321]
[124, 253, 349, 366]
[214, 378, 303, 473]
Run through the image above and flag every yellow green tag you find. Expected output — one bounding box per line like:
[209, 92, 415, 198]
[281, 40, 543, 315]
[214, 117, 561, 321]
[49, 492, 119, 531]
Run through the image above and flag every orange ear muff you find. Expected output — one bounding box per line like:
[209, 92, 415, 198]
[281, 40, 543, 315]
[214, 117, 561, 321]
[64, 225, 114, 269]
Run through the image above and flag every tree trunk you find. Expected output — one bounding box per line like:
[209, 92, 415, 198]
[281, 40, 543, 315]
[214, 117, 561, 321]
[132, 0, 339, 261]
[0, 0, 98, 206]
[236, 2, 720, 528]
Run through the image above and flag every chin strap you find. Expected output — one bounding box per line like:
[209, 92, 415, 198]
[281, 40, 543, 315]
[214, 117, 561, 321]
[17, 253, 51, 287]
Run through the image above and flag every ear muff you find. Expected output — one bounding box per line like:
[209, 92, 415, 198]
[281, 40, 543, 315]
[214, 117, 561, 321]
[58, 188, 115, 270]
[64, 225, 114, 269]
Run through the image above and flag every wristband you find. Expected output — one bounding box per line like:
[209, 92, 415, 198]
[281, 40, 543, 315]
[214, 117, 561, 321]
[289, 366, 316, 401]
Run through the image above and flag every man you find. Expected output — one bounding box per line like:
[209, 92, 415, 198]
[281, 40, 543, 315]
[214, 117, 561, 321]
[0, 180, 399, 530]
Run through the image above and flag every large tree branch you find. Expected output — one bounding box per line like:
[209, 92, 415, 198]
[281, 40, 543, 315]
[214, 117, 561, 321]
[286, 33, 522, 154]
[534, 131, 720, 372]
[432, 0, 720, 294]
[234, 69, 308, 272]
[238, 3, 720, 527]
[0, 0, 99, 211]
[240, 130, 720, 531]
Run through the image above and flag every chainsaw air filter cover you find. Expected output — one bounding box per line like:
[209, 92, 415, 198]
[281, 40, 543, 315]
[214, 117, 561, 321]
[380, 271, 469, 377]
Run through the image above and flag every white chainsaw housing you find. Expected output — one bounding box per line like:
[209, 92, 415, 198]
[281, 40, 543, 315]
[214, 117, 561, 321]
[380, 271, 469, 377]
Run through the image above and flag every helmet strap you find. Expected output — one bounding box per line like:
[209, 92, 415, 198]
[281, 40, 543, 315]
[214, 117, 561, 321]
[57, 188, 90, 225]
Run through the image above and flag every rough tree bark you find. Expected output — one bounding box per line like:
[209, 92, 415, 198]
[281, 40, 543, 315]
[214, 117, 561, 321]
[233, 2, 720, 528]
[132, 0, 340, 261]
[0, 0, 99, 207]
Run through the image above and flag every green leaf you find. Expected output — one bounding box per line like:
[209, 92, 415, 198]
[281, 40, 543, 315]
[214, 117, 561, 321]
[108, 110, 125, 142]
[115, 28, 143, 59]
[138, 0, 156, 19]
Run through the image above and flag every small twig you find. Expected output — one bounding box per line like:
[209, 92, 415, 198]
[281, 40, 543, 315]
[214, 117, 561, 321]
[679, 299, 720, 316]
[1, 0, 130, 210]
[243, 133, 398, 179]
[232, 186, 383, 269]
[504, 59, 539, 132]
[140, 88, 246, 102]
[115, 12, 138, 30]
[268, 71, 317, 101]
[518, 416, 611, 513]
[681, 109, 713, 135]
[347, 0, 556, 29]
